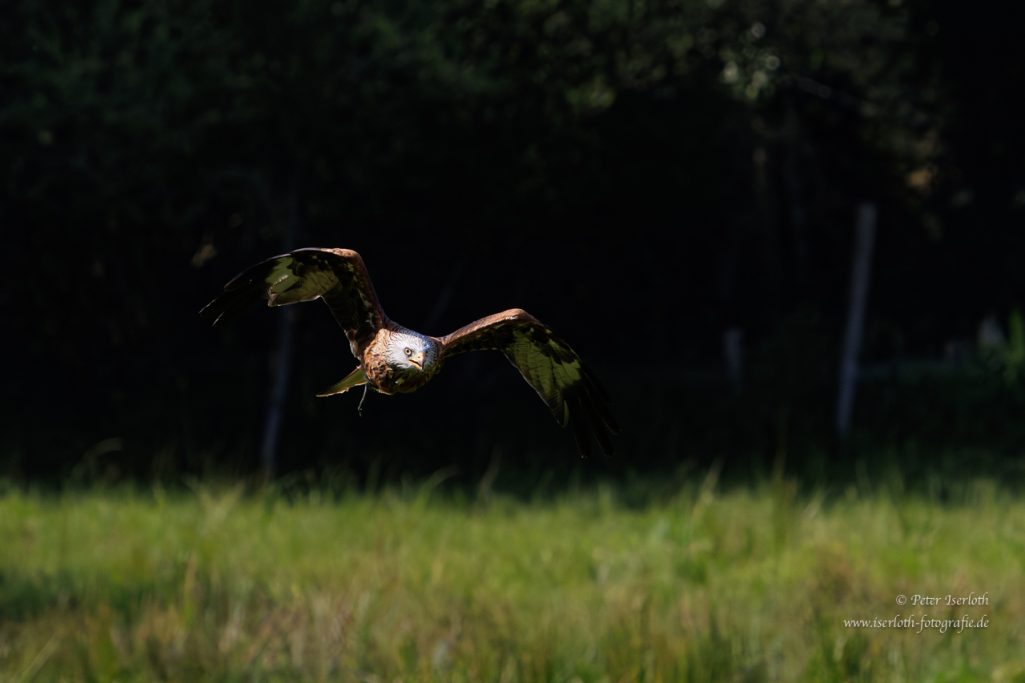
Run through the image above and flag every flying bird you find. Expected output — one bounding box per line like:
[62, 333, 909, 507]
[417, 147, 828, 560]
[200, 247, 617, 455]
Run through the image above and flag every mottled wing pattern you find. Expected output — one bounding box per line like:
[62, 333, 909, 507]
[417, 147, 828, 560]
[440, 308, 618, 455]
[200, 248, 386, 352]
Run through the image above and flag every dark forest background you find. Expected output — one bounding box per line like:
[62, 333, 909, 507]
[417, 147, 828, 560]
[5, 0, 1025, 487]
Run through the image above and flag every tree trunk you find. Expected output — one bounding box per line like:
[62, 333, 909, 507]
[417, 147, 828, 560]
[260, 175, 301, 479]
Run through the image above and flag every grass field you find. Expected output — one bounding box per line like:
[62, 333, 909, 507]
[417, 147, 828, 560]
[1, 473, 1024, 682]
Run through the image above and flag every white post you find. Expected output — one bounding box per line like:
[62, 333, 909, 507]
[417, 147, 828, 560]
[836, 202, 876, 439]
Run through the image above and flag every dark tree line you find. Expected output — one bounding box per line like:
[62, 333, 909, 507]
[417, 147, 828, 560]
[4, 0, 1025, 482]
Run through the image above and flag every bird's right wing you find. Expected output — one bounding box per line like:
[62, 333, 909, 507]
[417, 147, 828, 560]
[200, 248, 387, 352]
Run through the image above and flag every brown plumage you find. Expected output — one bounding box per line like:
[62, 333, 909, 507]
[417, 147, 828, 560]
[201, 247, 618, 455]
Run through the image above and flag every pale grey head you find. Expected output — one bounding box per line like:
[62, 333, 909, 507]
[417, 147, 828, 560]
[387, 328, 440, 375]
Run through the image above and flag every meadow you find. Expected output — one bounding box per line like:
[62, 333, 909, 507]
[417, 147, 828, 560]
[1, 472, 1023, 682]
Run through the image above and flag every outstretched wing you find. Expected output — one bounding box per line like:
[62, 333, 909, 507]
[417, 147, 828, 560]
[200, 248, 386, 353]
[439, 308, 618, 456]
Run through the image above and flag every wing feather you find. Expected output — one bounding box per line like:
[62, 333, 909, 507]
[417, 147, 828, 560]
[200, 247, 386, 354]
[440, 308, 618, 456]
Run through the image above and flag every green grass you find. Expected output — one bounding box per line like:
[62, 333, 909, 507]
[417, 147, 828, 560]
[1, 474, 1024, 682]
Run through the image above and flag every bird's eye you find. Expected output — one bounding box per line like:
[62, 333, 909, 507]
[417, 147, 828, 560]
[404, 347, 412, 357]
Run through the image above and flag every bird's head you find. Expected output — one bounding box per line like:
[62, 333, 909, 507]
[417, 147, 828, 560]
[388, 331, 438, 374]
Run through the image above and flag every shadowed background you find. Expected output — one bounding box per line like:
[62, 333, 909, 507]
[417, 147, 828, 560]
[5, 0, 1025, 486]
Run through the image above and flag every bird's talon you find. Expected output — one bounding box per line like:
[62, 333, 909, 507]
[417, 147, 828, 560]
[358, 384, 368, 416]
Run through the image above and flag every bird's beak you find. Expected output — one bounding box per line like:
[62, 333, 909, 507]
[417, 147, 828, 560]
[410, 351, 425, 370]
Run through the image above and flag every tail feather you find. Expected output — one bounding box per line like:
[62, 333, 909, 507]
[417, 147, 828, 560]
[316, 366, 368, 397]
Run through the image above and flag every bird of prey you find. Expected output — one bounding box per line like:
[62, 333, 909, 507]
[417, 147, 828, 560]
[200, 247, 617, 455]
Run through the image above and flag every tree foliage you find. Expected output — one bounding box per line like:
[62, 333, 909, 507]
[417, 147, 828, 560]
[4, 0, 1022, 476]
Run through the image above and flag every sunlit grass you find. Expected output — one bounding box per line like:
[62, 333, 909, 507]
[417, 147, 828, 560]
[1, 474, 1024, 681]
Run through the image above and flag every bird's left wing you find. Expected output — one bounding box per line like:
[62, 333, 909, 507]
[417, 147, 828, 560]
[439, 308, 618, 456]
[200, 248, 387, 353]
